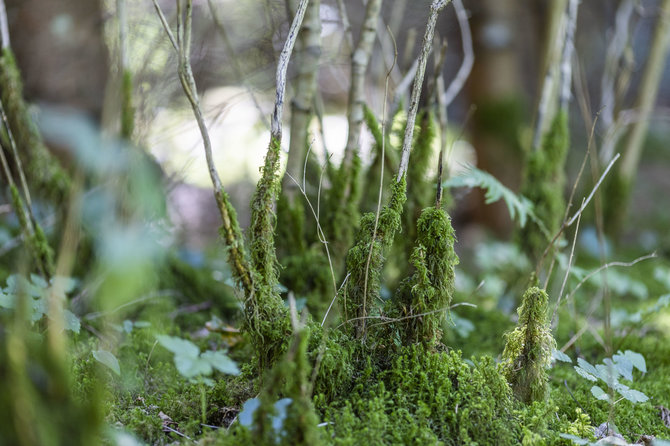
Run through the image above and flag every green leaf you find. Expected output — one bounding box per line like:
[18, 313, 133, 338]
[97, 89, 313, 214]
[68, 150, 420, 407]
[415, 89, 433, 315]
[575, 358, 599, 382]
[595, 363, 620, 384]
[622, 350, 646, 373]
[559, 433, 593, 445]
[93, 350, 121, 375]
[63, 310, 81, 333]
[616, 386, 648, 403]
[611, 354, 633, 381]
[201, 350, 240, 375]
[239, 398, 261, 427]
[174, 355, 212, 378]
[552, 349, 572, 363]
[156, 335, 200, 358]
[30, 274, 49, 289]
[591, 385, 609, 401]
[442, 165, 535, 227]
[0, 292, 15, 309]
[574, 366, 598, 382]
[6, 274, 43, 297]
[31, 298, 47, 322]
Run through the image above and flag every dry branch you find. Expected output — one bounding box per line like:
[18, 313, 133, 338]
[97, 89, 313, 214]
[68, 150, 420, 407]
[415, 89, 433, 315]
[397, 0, 452, 182]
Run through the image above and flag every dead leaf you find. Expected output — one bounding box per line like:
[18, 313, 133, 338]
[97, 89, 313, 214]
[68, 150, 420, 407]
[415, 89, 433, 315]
[657, 405, 670, 428]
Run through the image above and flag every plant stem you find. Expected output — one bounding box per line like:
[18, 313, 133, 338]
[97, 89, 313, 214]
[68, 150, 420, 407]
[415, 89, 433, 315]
[398, 0, 452, 182]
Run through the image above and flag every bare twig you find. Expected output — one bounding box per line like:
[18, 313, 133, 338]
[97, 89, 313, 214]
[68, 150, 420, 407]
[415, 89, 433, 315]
[335, 0, 353, 51]
[282, 0, 321, 198]
[397, 0, 452, 181]
[600, 0, 635, 131]
[363, 25, 396, 312]
[563, 253, 657, 307]
[565, 153, 619, 227]
[152, 0, 254, 294]
[559, 0, 579, 110]
[285, 168, 338, 300]
[551, 198, 583, 326]
[322, 272, 351, 326]
[270, 0, 309, 139]
[535, 144, 617, 278]
[0, 0, 9, 49]
[442, 0, 474, 108]
[207, 0, 269, 129]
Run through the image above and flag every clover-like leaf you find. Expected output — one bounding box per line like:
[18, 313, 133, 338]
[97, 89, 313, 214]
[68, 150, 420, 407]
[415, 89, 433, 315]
[616, 387, 649, 403]
[201, 350, 240, 376]
[157, 335, 200, 358]
[574, 365, 598, 382]
[174, 355, 212, 379]
[591, 385, 609, 401]
[552, 349, 572, 363]
[63, 310, 81, 334]
[611, 354, 633, 381]
[621, 350, 646, 374]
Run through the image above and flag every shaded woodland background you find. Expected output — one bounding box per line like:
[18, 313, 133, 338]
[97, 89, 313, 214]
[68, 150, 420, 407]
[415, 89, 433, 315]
[4, 0, 670, 252]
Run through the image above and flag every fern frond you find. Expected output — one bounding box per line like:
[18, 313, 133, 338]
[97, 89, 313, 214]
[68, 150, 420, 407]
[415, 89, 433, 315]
[442, 165, 535, 228]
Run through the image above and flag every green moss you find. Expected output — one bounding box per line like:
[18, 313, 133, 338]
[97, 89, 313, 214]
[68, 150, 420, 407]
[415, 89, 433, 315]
[340, 178, 407, 338]
[0, 48, 70, 201]
[211, 325, 324, 446]
[502, 287, 556, 404]
[324, 151, 363, 271]
[120, 69, 135, 140]
[245, 136, 292, 371]
[276, 193, 307, 258]
[360, 105, 397, 214]
[404, 111, 437, 242]
[325, 345, 521, 445]
[603, 171, 632, 237]
[390, 206, 458, 347]
[250, 136, 283, 290]
[281, 249, 333, 318]
[9, 184, 54, 276]
[0, 316, 104, 446]
[519, 111, 570, 261]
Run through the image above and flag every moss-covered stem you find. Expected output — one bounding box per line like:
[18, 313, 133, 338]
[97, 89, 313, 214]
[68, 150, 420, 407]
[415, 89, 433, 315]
[532, 0, 567, 151]
[392, 207, 458, 347]
[0, 104, 54, 277]
[502, 287, 556, 404]
[250, 0, 309, 287]
[397, 0, 451, 182]
[152, 0, 254, 295]
[117, 0, 134, 140]
[0, 48, 70, 201]
[342, 0, 382, 173]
